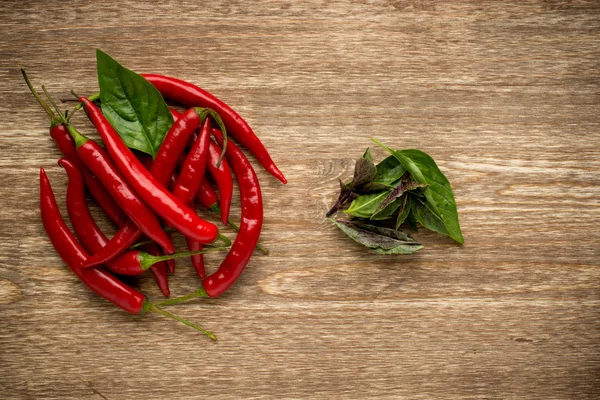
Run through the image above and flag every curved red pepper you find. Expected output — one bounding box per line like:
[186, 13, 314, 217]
[40, 168, 147, 314]
[203, 130, 263, 298]
[196, 179, 219, 211]
[152, 108, 201, 187]
[206, 140, 233, 225]
[50, 123, 127, 227]
[172, 117, 212, 278]
[172, 117, 211, 206]
[80, 98, 218, 244]
[60, 158, 170, 296]
[142, 73, 287, 184]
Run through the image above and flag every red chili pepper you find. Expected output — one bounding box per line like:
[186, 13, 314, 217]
[171, 117, 212, 278]
[40, 167, 217, 340]
[152, 108, 201, 187]
[65, 123, 174, 254]
[80, 98, 218, 244]
[142, 73, 287, 184]
[203, 129, 263, 298]
[206, 140, 233, 225]
[59, 158, 170, 297]
[196, 179, 220, 211]
[172, 117, 211, 206]
[40, 168, 147, 313]
[80, 221, 142, 269]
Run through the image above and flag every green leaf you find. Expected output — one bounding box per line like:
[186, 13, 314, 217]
[370, 196, 405, 220]
[372, 139, 464, 244]
[412, 197, 449, 236]
[362, 147, 372, 162]
[362, 181, 394, 192]
[345, 191, 390, 218]
[405, 212, 418, 232]
[96, 49, 174, 158]
[373, 155, 406, 185]
[331, 219, 423, 255]
[395, 195, 412, 229]
[352, 157, 376, 189]
[373, 175, 428, 216]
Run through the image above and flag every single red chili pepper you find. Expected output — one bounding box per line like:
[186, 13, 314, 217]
[152, 108, 201, 186]
[196, 178, 220, 211]
[40, 167, 146, 313]
[172, 117, 212, 207]
[59, 157, 170, 297]
[206, 140, 233, 225]
[21, 69, 127, 227]
[171, 117, 212, 278]
[142, 73, 287, 184]
[40, 168, 217, 339]
[203, 129, 263, 297]
[80, 97, 218, 244]
[81, 220, 143, 269]
[65, 123, 174, 254]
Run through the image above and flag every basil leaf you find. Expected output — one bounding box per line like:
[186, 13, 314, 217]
[352, 221, 415, 241]
[373, 176, 428, 216]
[326, 179, 357, 217]
[352, 157, 376, 189]
[345, 191, 390, 218]
[96, 49, 174, 158]
[395, 195, 412, 229]
[362, 147, 373, 162]
[373, 155, 406, 185]
[412, 197, 449, 236]
[331, 219, 423, 255]
[371, 196, 405, 220]
[405, 212, 418, 232]
[373, 139, 464, 244]
[362, 181, 394, 192]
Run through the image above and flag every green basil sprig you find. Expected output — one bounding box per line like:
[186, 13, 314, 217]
[96, 49, 174, 158]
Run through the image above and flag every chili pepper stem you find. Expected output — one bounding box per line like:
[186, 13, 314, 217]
[146, 303, 216, 341]
[216, 233, 231, 246]
[154, 287, 209, 307]
[140, 247, 230, 270]
[129, 239, 154, 250]
[21, 69, 56, 120]
[68, 90, 100, 120]
[41, 85, 67, 122]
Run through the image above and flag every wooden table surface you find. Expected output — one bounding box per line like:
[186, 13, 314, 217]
[1, 1, 599, 399]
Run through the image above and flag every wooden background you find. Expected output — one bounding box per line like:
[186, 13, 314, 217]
[1, 1, 599, 399]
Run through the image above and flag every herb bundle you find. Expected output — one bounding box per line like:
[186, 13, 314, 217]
[326, 139, 464, 254]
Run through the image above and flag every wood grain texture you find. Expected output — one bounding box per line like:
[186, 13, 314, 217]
[1, 1, 599, 399]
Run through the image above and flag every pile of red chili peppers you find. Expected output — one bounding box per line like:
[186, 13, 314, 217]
[23, 69, 286, 340]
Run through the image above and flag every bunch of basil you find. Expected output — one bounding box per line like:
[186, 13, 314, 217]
[326, 139, 464, 254]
